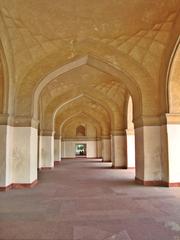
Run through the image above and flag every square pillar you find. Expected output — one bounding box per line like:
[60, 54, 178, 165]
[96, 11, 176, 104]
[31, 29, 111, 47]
[101, 136, 111, 162]
[12, 126, 38, 185]
[96, 138, 102, 158]
[39, 130, 54, 169]
[54, 135, 61, 163]
[0, 116, 38, 190]
[61, 140, 65, 158]
[111, 131, 127, 168]
[126, 129, 135, 168]
[161, 114, 180, 186]
[135, 125, 162, 185]
[0, 123, 13, 190]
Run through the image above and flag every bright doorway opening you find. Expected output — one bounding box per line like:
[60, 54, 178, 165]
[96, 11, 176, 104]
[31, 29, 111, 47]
[75, 144, 87, 157]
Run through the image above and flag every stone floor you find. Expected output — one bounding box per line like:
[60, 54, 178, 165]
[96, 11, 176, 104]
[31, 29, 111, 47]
[0, 158, 180, 240]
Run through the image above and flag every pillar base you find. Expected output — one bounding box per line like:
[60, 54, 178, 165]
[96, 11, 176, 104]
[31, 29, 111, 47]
[39, 167, 53, 170]
[162, 182, 180, 187]
[0, 184, 12, 192]
[0, 180, 38, 192]
[112, 166, 127, 169]
[135, 177, 180, 187]
[54, 160, 61, 166]
[135, 177, 162, 186]
[102, 159, 111, 162]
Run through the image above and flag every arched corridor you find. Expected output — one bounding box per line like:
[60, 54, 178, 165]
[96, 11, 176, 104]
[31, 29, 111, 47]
[0, 1, 180, 239]
[0, 158, 180, 240]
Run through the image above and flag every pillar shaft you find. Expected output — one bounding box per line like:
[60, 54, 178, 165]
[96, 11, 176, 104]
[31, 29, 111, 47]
[111, 133, 127, 168]
[13, 126, 38, 184]
[54, 136, 61, 162]
[96, 139, 102, 158]
[101, 137, 111, 162]
[0, 124, 13, 188]
[126, 129, 135, 168]
[39, 131, 54, 168]
[161, 114, 180, 186]
[135, 126, 162, 184]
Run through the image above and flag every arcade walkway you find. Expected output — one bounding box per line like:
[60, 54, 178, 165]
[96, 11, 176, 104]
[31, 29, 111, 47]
[0, 158, 180, 240]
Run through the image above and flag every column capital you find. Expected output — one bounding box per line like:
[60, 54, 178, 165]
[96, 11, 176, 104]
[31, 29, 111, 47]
[40, 130, 55, 136]
[13, 116, 39, 128]
[0, 114, 39, 128]
[0, 113, 9, 125]
[126, 128, 134, 135]
[134, 115, 161, 128]
[54, 134, 61, 139]
[163, 113, 180, 124]
[101, 135, 110, 140]
[111, 130, 126, 136]
[96, 137, 101, 141]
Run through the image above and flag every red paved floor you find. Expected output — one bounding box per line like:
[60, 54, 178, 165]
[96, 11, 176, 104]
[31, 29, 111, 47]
[0, 158, 180, 240]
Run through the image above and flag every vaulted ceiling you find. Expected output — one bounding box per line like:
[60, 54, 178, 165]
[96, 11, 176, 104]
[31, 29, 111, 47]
[0, 0, 179, 137]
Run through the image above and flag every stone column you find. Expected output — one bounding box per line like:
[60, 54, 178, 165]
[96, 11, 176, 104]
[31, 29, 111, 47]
[0, 114, 13, 190]
[61, 140, 65, 158]
[101, 136, 111, 162]
[54, 135, 61, 164]
[134, 117, 162, 185]
[39, 130, 54, 169]
[96, 138, 102, 158]
[161, 114, 180, 186]
[111, 130, 127, 168]
[12, 117, 38, 188]
[126, 128, 135, 168]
